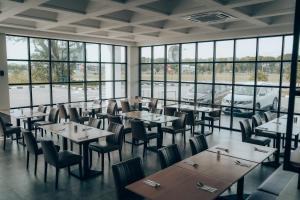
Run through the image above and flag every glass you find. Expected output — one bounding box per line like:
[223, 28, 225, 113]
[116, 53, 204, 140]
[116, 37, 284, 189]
[181, 64, 195, 82]
[233, 86, 254, 109]
[280, 88, 289, 112]
[101, 45, 113, 62]
[52, 62, 68, 82]
[282, 62, 291, 87]
[87, 83, 99, 100]
[51, 40, 68, 61]
[115, 46, 126, 63]
[141, 47, 151, 63]
[283, 36, 293, 60]
[181, 83, 194, 103]
[235, 38, 256, 61]
[141, 81, 151, 98]
[197, 64, 213, 83]
[7, 61, 29, 84]
[115, 64, 126, 80]
[86, 63, 99, 81]
[196, 84, 212, 104]
[101, 82, 114, 99]
[166, 82, 178, 101]
[257, 62, 280, 86]
[6, 36, 28, 60]
[215, 63, 233, 84]
[141, 64, 151, 80]
[181, 43, 195, 62]
[256, 87, 279, 112]
[31, 62, 49, 83]
[32, 84, 50, 105]
[70, 63, 84, 81]
[52, 84, 69, 104]
[198, 42, 214, 62]
[153, 46, 165, 63]
[153, 82, 164, 99]
[216, 40, 234, 61]
[235, 63, 255, 85]
[115, 81, 126, 98]
[101, 64, 113, 81]
[70, 83, 85, 102]
[167, 44, 179, 62]
[216, 85, 231, 105]
[69, 42, 84, 61]
[9, 85, 30, 108]
[30, 38, 49, 60]
[86, 43, 99, 62]
[166, 64, 179, 81]
[153, 64, 164, 81]
[258, 37, 282, 61]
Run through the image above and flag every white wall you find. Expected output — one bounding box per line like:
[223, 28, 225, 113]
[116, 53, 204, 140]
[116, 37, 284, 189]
[0, 33, 10, 111]
[127, 46, 139, 98]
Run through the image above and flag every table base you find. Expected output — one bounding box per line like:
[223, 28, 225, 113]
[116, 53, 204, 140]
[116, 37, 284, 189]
[70, 169, 103, 180]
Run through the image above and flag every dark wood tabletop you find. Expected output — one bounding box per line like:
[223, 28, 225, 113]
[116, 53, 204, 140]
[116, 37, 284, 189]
[121, 111, 178, 123]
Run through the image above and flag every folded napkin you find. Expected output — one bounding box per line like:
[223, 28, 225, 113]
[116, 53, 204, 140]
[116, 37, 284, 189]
[196, 181, 218, 193]
[77, 135, 89, 140]
[184, 160, 198, 167]
[143, 179, 160, 188]
[215, 147, 229, 153]
[254, 147, 268, 153]
[234, 160, 251, 168]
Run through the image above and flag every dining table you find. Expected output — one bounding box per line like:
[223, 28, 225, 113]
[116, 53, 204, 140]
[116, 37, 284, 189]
[67, 102, 104, 117]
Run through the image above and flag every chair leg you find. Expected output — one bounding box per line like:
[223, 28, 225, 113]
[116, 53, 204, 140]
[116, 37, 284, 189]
[70, 142, 73, 151]
[55, 168, 59, 189]
[183, 131, 186, 147]
[219, 119, 221, 131]
[89, 150, 93, 168]
[119, 149, 122, 161]
[3, 135, 6, 150]
[79, 162, 82, 178]
[44, 162, 47, 182]
[211, 120, 214, 133]
[143, 141, 147, 157]
[101, 153, 104, 171]
[34, 155, 38, 175]
[172, 134, 175, 144]
[79, 144, 82, 155]
[98, 152, 100, 157]
[131, 139, 134, 154]
[68, 166, 70, 175]
[26, 151, 29, 169]
[108, 152, 111, 162]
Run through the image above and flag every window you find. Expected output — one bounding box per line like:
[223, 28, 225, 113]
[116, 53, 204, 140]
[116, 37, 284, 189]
[258, 37, 282, 61]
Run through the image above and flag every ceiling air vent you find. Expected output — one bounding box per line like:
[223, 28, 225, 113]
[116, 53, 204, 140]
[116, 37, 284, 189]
[183, 11, 236, 23]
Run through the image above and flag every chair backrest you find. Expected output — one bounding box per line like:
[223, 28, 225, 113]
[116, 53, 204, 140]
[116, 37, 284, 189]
[40, 140, 59, 166]
[180, 109, 195, 126]
[209, 108, 221, 118]
[130, 119, 147, 141]
[48, 108, 59, 123]
[172, 112, 187, 130]
[252, 114, 263, 129]
[106, 122, 124, 147]
[189, 135, 208, 155]
[264, 111, 274, 122]
[107, 102, 117, 115]
[121, 100, 131, 113]
[164, 107, 177, 116]
[37, 105, 44, 112]
[0, 116, 6, 136]
[112, 157, 145, 200]
[108, 115, 123, 124]
[69, 107, 80, 123]
[239, 119, 252, 142]
[58, 104, 68, 119]
[23, 131, 39, 154]
[151, 108, 163, 114]
[148, 98, 158, 111]
[158, 144, 182, 169]
[88, 118, 101, 129]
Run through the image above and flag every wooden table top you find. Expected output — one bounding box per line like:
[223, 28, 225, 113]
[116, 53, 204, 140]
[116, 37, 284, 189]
[40, 122, 113, 143]
[121, 111, 179, 123]
[207, 141, 276, 163]
[166, 104, 220, 113]
[256, 115, 300, 136]
[126, 165, 230, 200]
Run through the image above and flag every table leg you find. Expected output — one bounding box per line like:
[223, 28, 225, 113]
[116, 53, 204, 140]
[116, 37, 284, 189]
[79, 108, 82, 116]
[201, 112, 205, 134]
[237, 177, 244, 199]
[92, 108, 95, 118]
[63, 137, 68, 150]
[295, 134, 299, 149]
[275, 133, 281, 165]
[27, 117, 32, 131]
[146, 123, 164, 152]
[16, 118, 20, 127]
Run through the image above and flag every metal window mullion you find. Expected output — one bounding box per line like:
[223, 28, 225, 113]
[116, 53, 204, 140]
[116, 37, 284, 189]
[194, 42, 198, 105]
[49, 39, 53, 106]
[164, 45, 167, 106]
[277, 36, 285, 117]
[67, 41, 71, 103]
[84, 42, 87, 102]
[178, 44, 182, 104]
[28, 37, 33, 108]
[253, 38, 259, 113]
[230, 40, 236, 130]
[99, 44, 102, 100]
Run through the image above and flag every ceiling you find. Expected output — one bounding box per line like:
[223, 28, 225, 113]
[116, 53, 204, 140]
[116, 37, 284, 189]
[0, 0, 296, 46]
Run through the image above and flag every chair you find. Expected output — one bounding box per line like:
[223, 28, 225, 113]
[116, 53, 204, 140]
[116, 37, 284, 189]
[0, 116, 21, 150]
[151, 108, 163, 114]
[89, 122, 124, 171]
[112, 157, 145, 200]
[158, 144, 182, 169]
[41, 140, 82, 189]
[121, 100, 131, 113]
[131, 119, 158, 157]
[189, 135, 208, 155]
[23, 130, 60, 175]
[34, 107, 59, 137]
[252, 114, 263, 129]
[142, 98, 158, 112]
[88, 118, 101, 129]
[204, 107, 221, 132]
[96, 101, 117, 129]
[68, 107, 89, 124]
[162, 112, 187, 145]
[180, 109, 203, 136]
[164, 107, 177, 116]
[264, 111, 275, 122]
[108, 115, 132, 141]
[23, 105, 47, 128]
[83, 100, 103, 116]
[145, 109, 163, 131]
[57, 104, 69, 122]
[239, 119, 271, 146]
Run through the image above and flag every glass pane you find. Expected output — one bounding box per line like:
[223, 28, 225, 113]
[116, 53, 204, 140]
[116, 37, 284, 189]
[257, 62, 280, 86]
[215, 63, 233, 84]
[233, 86, 254, 109]
[141, 81, 151, 98]
[141, 64, 151, 80]
[256, 87, 279, 112]
[6, 36, 28, 60]
[86, 63, 99, 81]
[9, 85, 30, 108]
[217, 85, 232, 105]
[69, 42, 84, 61]
[197, 64, 213, 83]
[181, 43, 195, 62]
[181, 83, 194, 103]
[86, 43, 99, 62]
[115, 46, 126, 63]
[235, 38, 256, 61]
[52, 84, 69, 104]
[198, 42, 214, 62]
[101, 45, 113, 62]
[115, 64, 126, 80]
[153, 82, 164, 99]
[166, 64, 179, 81]
[141, 47, 151, 63]
[52, 62, 68, 82]
[101, 64, 113, 81]
[32, 84, 50, 105]
[87, 82, 99, 100]
[216, 40, 234, 61]
[30, 38, 49, 60]
[196, 84, 213, 104]
[280, 88, 289, 112]
[235, 63, 255, 85]
[153, 64, 164, 81]
[282, 62, 291, 87]
[115, 82, 126, 98]
[166, 82, 178, 101]
[167, 44, 179, 62]
[70, 63, 84, 82]
[258, 37, 282, 61]
[181, 64, 195, 82]
[51, 40, 68, 61]
[7, 61, 29, 84]
[153, 46, 165, 63]
[70, 83, 85, 102]
[101, 82, 114, 99]
[283, 36, 293, 60]
[31, 62, 49, 83]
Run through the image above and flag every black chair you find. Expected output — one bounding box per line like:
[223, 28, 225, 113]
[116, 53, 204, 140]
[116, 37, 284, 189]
[23, 130, 60, 175]
[164, 107, 177, 116]
[264, 111, 275, 122]
[58, 104, 69, 122]
[151, 108, 163, 114]
[0, 116, 21, 150]
[239, 119, 271, 146]
[252, 114, 263, 129]
[82, 100, 103, 117]
[131, 119, 158, 157]
[34, 108, 59, 137]
[89, 122, 124, 171]
[88, 118, 101, 129]
[96, 101, 117, 129]
[142, 98, 158, 112]
[41, 140, 82, 189]
[162, 112, 187, 146]
[23, 105, 47, 128]
[145, 108, 163, 131]
[112, 157, 145, 200]
[68, 107, 89, 124]
[121, 100, 131, 113]
[158, 144, 182, 169]
[108, 115, 132, 142]
[189, 135, 208, 155]
[180, 109, 203, 136]
[204, 107, 221, 132]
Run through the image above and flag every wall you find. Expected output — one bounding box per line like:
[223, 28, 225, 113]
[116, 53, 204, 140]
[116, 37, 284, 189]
[0, 33, 10, 111]
[127, 46, 139, 98]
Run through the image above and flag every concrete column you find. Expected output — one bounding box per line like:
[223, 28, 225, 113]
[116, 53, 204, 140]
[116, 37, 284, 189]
[0, 33, 10, 111]
[127, 46, 139, 98]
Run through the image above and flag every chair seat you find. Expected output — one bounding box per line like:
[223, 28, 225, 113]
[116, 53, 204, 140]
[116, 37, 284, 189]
[96, 113, 108, 119]
[246, 135, 271, 146]
[79, 116, 90, 123]
[255, 130, 277, 139]
[57, 151, 81, 167]
[145, 132, 158, 140]
[36, 144, 60, 155]
[161, 126, 184, 134]
[5, 126, 21, 135]
[34, 121, 54, 127]
[89, 141, 119, 153]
